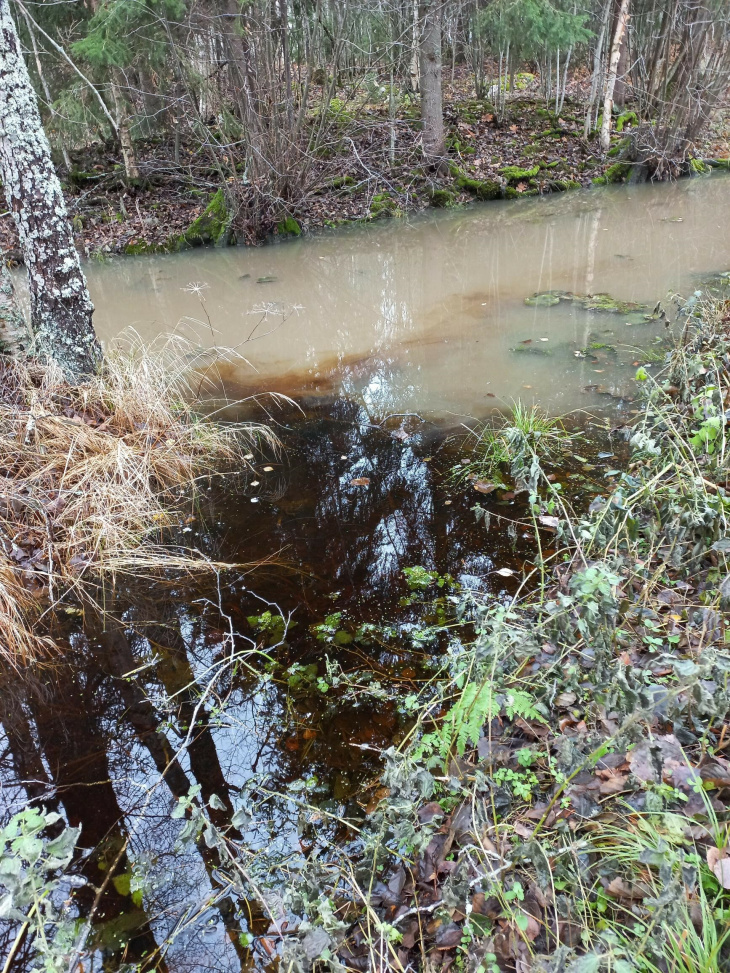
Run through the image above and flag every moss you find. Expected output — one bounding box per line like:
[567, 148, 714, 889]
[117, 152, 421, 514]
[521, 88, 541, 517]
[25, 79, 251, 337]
[605, 161, 631, 183]
[615, 110, 638, 133]
[548, 179, 581, 192]
[276, 217, 302, 237]
[592, 175, 608, 185]
[329, 175, 356, 189]
[511, 343, 552, 356]
[369, 192, 401, 218]
[526, 290, 647, 315]
[454, 175, 501, 200]
[428, 188, 456, 208]
[689, 158, 711, 175]
[183, 189, 232, 247]
[123, 239, 166, 256]
[500, 164, 541, 182]
[708, 158, 730, 170]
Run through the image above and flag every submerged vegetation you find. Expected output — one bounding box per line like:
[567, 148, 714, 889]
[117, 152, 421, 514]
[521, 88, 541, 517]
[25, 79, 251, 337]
[0, 336, 275, 663]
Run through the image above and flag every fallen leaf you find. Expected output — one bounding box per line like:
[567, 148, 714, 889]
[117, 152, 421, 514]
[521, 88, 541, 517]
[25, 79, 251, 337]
[473, 481, 497, 494]
[350, 477, 370, 487]
[599, 774, 629, 796]
[607, 877, 647, 900]
[538, 515, 560, 528]
[707, 847, 730, 888]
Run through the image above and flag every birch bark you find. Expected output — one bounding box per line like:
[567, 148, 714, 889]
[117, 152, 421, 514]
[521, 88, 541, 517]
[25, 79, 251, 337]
[0, 0, 101, 377]
[600, 0, 630, 154]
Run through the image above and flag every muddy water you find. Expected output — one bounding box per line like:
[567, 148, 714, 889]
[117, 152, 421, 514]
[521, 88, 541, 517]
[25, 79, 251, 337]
[88, 175, 730, 417]
[1, 177, 728, 972]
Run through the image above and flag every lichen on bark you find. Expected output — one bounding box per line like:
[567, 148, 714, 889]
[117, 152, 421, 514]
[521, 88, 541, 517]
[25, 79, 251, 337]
[0, 0, 101, 378]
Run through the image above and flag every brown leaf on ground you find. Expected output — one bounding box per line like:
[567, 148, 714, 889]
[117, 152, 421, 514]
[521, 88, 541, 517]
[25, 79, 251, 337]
[607, 877, 649, 900]
[707, 847, 730, 888]
[598, 772, 629, 796]
[350, 477, 370, 486]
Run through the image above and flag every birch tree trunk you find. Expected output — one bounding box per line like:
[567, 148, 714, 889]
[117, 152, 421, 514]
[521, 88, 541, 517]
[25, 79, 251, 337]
[0, 0, 101, 377]
[420, 0, 445, 162]
[410, 0, 420, 92]
[600, 0, 630, 154]
[0, 261, 31, 356]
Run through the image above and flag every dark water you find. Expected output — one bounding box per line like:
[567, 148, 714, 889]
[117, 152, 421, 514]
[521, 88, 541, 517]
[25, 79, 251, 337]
[0, 393, 625, 972]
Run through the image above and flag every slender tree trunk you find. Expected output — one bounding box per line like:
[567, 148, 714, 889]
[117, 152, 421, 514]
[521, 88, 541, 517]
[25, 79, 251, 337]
[0, 0, 101, 377]
[419, 0, 445, 162]
[585, 0, 610, 137]
[110, 68, 140, 180]
[0, 260, 31, 355]
[600, 0, 630, 154]
[19, 6, 72, 171]
[410, 0, 420, 92]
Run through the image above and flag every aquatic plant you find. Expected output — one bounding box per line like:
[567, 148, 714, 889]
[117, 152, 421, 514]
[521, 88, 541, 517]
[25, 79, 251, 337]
[452, 402, 573, 489]
[0, 334, 279, 663]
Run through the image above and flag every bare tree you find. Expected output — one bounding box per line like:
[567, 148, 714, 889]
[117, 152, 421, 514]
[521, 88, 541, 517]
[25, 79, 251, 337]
[420, 0, 446, 162]
[0, 0, 101, 377]
[600, 0, 630, 153]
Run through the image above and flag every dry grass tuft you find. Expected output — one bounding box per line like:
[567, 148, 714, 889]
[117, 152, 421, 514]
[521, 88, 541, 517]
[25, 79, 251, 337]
[0, 335, 279, 665]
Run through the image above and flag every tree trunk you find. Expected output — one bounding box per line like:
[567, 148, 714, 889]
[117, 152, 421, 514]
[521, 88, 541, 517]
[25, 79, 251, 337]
[410, 0, 420, 92]
[600, 0, 630, 154]
[614, 24, 629, 107]
[110, 68, 141, 180]
[0, 0, 101, 377]
[0, 260, 31, 355]
[420, 0, 445, 162]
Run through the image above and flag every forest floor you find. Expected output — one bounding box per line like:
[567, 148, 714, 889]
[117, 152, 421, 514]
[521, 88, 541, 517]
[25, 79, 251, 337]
[2, 68, 729, 262]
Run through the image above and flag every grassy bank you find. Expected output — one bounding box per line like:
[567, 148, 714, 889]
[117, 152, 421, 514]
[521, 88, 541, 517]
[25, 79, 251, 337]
[260, 294, 730, 971]
[0, 336, 273, 664]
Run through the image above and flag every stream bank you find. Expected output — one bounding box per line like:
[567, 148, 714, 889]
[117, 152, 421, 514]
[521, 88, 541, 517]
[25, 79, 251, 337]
[1, 71, 728, 261]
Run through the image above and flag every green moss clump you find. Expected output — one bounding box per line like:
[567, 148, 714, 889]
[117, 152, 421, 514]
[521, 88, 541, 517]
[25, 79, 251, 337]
[370, 192, 401, 218]
[454, 175, 501, 200]
[615, 110, 638, 133]
[428, 188, 456, 208]
[592, 175, 608, 185]
[183, 189, 232, 247]
[605, 161, 631, 183]
[526, 290, 647, 315]
[329, 175, 356, 189]
[689, 158, 711, 175]
[124, 239, 165, 256]
[500, 164, 540, 181]
[276, 217, 302, 237]
[549, 179, 581, 192]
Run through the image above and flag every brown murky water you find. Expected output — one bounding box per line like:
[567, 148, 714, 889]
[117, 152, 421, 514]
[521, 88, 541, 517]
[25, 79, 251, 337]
[88, 176, 730, 416]
[2, 177, 728, 972]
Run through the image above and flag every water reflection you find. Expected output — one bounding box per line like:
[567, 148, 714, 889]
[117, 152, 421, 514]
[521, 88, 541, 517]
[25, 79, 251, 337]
[82, 176, 730, 417]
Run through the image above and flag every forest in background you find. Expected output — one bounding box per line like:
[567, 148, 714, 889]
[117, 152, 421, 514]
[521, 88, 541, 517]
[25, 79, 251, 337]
[1, 0, 729, 256]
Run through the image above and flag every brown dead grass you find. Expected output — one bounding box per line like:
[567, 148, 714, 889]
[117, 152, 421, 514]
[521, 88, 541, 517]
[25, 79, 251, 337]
[0, 335, 279, 665]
